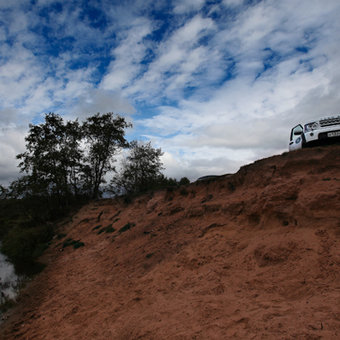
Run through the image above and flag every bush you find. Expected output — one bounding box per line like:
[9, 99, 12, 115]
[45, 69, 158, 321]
[0, 195, 88, 276]
[0, 297, 16, 314]
[180, 188, 189, 196]
[1, 223, 53, 275]
[179, 177, 190, 185]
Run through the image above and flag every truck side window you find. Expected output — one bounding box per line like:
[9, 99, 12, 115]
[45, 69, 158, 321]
[290, 125, 303, 141]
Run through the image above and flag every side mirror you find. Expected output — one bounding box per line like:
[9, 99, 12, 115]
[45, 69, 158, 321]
[294, 130, 302, 136]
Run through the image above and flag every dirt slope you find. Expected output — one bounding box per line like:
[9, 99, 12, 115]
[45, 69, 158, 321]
[1, 145, 340, 339]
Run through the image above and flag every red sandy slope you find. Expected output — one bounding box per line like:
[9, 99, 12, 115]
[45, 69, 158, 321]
[1, 145, 340, 339]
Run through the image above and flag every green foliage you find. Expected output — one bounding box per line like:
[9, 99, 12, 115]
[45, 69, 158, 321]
[0, 185, 8, 199]
[15, 112, 131, 200]
[111, 141, 164, 195]
[83, 112, 131, 198]
[16, 114, 84, 200]
[1, 222, 53, 275]
[0, 297, 16, 313]
[0, 195, 87, 275]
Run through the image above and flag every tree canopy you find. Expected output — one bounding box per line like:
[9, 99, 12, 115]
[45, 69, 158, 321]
[111, 140, 164, 195]
[15, 112, 131, 201]
[83, 113, 131, 198]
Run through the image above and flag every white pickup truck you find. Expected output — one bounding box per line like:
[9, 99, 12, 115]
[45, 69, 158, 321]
[289, 115, 340, 151]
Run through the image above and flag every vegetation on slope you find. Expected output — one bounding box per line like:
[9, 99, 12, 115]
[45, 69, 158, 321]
[0, 112, 190, 276]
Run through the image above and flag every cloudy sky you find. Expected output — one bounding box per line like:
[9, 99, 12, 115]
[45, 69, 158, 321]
[1, 0, 340, 184]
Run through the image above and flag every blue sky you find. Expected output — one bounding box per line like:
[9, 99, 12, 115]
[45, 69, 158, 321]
[1, 0, 340, 184]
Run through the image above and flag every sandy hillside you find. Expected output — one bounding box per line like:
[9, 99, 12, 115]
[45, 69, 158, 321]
[1, 145, 340, 339]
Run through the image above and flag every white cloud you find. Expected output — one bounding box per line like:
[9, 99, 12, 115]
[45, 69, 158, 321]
[101, 18, 154, 91]
[70, 89, 135, 119]
[0, 126, 26, 185]
[0, 44, 43, 107]
[124, 15, 216, 101]
[222, 0, 243, 7]
[172, 0, 206, 14]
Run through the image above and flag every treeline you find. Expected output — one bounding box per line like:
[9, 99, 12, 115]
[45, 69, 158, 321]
[0, 112, 190, 275]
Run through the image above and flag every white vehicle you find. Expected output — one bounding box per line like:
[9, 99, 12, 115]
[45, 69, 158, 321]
[289, 115, 340, 151]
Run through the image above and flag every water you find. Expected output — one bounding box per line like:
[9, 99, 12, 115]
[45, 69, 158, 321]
[0, 245, 19, 304]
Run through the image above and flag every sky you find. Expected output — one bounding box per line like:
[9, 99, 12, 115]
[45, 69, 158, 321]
[1, 0, 340, 184]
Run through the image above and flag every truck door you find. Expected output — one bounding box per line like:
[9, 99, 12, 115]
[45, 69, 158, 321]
[289, 124, 303, 151]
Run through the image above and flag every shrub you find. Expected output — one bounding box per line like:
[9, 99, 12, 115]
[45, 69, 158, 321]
[0, 297, 16, 314]
[1, 223, 53, 275]
[179, 177, 190, 185]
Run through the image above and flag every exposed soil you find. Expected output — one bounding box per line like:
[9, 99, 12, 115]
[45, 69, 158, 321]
[1, 145, 340, 339]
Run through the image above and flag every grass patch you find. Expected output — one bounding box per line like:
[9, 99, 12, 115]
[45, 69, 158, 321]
[62, 238, 84, 249]
[92, 225, 102, 231]
[56, 233, 67, 240]
[73, 241, 85, 249]
[180, 188, 188, 196]
[119, 222, 136, 233]
[123, 195, 132, 205]
[228, 182, 236, 192]
[97, 224, 116, 234]
[104, 226, 115, 233]
[111, 210, 121, 220]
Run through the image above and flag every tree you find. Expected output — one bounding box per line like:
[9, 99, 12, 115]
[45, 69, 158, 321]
[0, 185, 8, 199]
[111, 140, 164, 195]
[15, 112, 131, 200]
[16, 113, 83, 201]
[83, 113, 131, 198]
